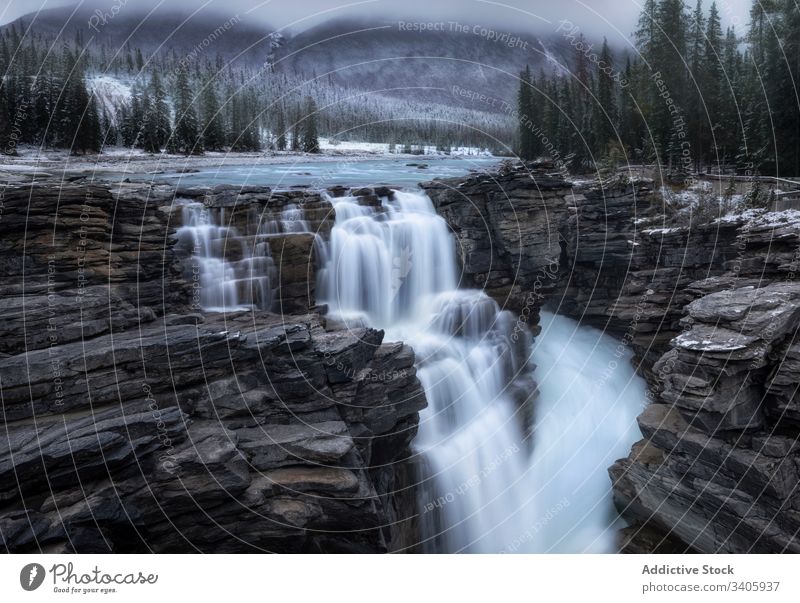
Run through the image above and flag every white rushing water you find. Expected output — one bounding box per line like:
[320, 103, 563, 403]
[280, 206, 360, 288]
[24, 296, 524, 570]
[526, 310, 647, 553]
[177, 200, 328, 313]
[176, 202, 277, 312]
[321, 188, 647, 552]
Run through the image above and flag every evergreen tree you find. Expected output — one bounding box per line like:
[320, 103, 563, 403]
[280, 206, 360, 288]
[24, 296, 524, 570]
[703, 1, 724, 165]
[775, 0, 800, 174]
[618, 57, 643, 159]
[635, 0, 660, 60]
[594, 39, 617, 155]
[557, 78, 573, 163]
[517, 65, 536, 160]
[228, 86, 261, 152]
[168, 64, 203, 154]
[652, 0, 688, 170]
[74, 94, 101, 153]
[687, 0, 707, 170]
[199, 78, 225, 151]
[100, 108, 118, 147]
[301, 96, 320, 153]
[716, 26, 741, 165]
[291, 103, 301, 151]
[32, 72, 56, 145]
[140, 72, 171, 153]
[121, 81, 144, 147]
[0, 81, 14, 155]
[275, 105, 287, 151]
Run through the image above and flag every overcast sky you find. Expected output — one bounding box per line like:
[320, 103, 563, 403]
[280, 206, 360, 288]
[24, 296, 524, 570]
[0, 0, 754, 42]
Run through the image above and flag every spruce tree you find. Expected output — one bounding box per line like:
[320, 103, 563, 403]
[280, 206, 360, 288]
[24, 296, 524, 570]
[716, 27, 740, 166]
[32, 72, 55, 145]
[634, 0, 660, 60]
[687, 0, 706, 171]
[291, 103, 301, 151]
[652, 0, 688, 170]
[275, 106, 287, 151]
[200, 78, 225, 151]
[301, 96, 320, 153]
[100, 108, 118, 147]
[121, 82, 144, 147]
[141, 71, 171, 153]
[76, 94, 102, 153]
[557, 78, 573, 165]
[168, 64, 203, 155]
[703, 1, 724, 166]
[0, 81, 14, 155]
[594, 39, 617, 156]
[775, 0, 800, 174]
[229, 87, 261, 152]
[517, 65, 535, 160]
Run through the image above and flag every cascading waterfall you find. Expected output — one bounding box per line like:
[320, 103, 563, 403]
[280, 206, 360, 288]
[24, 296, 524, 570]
[320, 188, 647, 553]
[257, 203, 312, 235]
[320, 191, 457, 327]
[176, 201, 277, 312]
[178, 199, 328, 313]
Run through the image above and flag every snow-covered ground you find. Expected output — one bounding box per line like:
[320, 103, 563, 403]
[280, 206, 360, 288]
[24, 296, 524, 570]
[660, 180, 747, 218]
[319, 137, 493, 156]
[88, 75, 133, 122]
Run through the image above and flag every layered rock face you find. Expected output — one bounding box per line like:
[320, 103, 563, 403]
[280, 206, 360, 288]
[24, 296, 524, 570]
[610, 218, 800, 553]
[421, 165, 573, 334]
[425, 164, 800, 553]
[0, 179, 425, 553]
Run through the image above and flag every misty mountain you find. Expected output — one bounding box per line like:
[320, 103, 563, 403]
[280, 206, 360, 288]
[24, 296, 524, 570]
[2, 3, 278, 68]
[2, 5, 604, 115]
[273, 17, 569, 111]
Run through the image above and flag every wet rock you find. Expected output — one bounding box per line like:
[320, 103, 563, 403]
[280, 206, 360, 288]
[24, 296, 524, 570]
[0, 179, 426, 553]
[434, 166, 800, 554]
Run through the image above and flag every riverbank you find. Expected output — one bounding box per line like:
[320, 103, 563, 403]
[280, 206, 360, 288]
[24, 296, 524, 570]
[0, 146, 497, 180]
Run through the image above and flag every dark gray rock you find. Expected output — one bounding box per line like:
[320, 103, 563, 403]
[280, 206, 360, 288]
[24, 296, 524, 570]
[0, 179, 426, 554]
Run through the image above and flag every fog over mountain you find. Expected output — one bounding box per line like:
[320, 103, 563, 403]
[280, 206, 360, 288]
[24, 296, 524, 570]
[0, 0, 752, 42]
[0, 1, 604, 112]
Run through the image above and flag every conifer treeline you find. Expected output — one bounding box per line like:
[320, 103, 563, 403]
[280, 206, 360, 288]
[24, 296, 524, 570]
[516, 0, 800, 176]
[0, 29, 102, 154]
[0, 21, 510, 155]
[4, 0, 797, 168]
[0, 24, 322, 156]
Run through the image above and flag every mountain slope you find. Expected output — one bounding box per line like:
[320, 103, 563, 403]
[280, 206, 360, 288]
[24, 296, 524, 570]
[274, 18, 569, 110]
[2, 3, 277, 67]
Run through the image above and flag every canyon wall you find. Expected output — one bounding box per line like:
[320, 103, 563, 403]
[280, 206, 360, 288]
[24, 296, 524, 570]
[5, 163, 800, 554]
[424, 164, 800, 553]
[0, 179, 424, 553]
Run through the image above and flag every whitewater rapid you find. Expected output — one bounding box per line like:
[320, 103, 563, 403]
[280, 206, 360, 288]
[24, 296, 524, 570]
[180, 186, 647, 553]
[318, 188, 647, 553]
[525, 310, 647, 552]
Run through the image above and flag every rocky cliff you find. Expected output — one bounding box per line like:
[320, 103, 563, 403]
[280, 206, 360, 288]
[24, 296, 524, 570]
[6, 161, 800, 555]
[424, 164, 800, 554]
[0, 178, 425, 553]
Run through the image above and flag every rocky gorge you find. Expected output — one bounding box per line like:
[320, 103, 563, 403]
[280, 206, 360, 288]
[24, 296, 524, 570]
[0, 177, 424, 552]
[3, 160, 800, 554]
[422, 164, 800, 553]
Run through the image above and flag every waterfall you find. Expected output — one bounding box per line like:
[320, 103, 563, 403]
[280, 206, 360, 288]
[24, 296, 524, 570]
[319, 189, 646, 553]
[523, 310, 647, 552]
[321, 191, 457, 327]
[176, 201, 277, 312]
